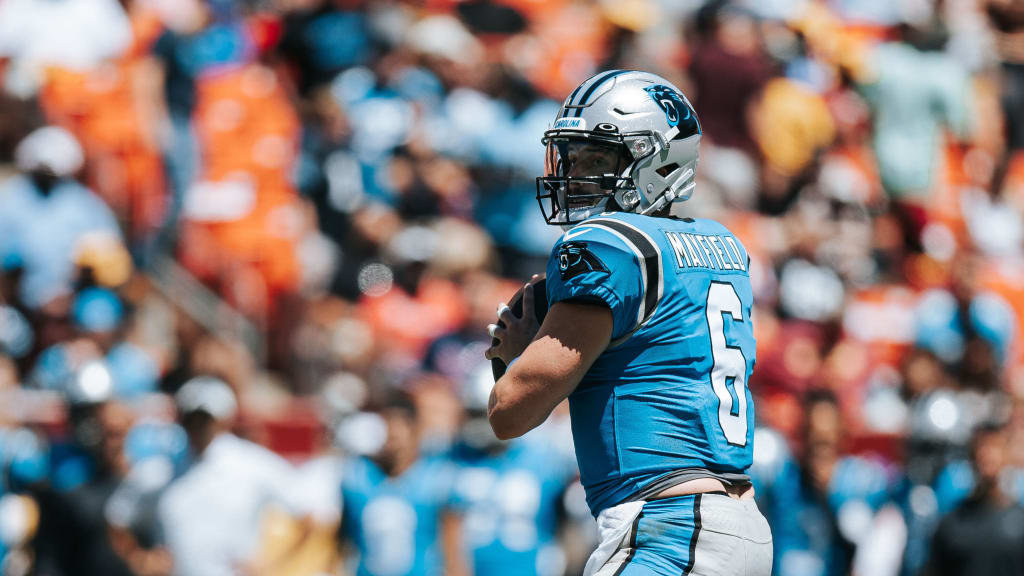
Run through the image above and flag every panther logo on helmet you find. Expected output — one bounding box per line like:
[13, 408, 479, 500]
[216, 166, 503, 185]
[644, 85, 699, 136]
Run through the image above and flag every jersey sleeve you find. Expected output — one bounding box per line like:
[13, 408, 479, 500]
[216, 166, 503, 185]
[545, 227, 645, 341]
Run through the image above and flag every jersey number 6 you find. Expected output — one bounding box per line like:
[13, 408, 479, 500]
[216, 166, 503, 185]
[705, 281, 749, 446]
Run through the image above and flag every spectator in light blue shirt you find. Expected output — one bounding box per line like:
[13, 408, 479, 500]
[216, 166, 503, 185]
[0, 127, 122, 309]
[859, 22, 972, 200]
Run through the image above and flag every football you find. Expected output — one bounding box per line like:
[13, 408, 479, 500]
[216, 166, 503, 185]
[491, 278, 548, 381]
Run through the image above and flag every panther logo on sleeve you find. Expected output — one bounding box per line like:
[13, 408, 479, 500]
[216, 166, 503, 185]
[558, 242, 609, 281]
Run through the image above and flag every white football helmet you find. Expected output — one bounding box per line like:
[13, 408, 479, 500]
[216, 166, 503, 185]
[537, 70, 702, 226]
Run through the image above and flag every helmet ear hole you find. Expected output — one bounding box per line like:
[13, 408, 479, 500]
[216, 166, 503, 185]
[655, 163, 680, 178]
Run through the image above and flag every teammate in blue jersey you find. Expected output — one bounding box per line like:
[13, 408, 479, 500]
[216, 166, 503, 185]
[0, 426, 47, 568]
[340, 391, 467, 576]
[761, 390, 895, 576]
[451, 364, 577, 576]
[486, 70, 772, 575]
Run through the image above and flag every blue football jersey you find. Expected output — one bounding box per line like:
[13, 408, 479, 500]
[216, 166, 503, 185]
[767, 456, 892, 576]
[0, 428, 48, 491]
[124, 420, 190, 476]
[545, 211, 756, 516]
[46, 421, 190, 493]
[341, 455, 457, 576]
[932, 460, 1024, 515]
[451, 439, 576, 576]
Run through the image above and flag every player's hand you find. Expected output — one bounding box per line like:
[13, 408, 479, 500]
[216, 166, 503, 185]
[485, 275, 544, 366]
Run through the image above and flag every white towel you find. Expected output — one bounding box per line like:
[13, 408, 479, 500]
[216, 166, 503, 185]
[582, 500, 645, 576]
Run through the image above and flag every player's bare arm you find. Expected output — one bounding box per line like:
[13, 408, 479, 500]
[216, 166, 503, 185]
[485, 284, 612, 440]
[441, 510, 468, 576]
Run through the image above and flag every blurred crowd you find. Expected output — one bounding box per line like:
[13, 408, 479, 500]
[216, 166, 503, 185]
[1, 0, 1024, 575]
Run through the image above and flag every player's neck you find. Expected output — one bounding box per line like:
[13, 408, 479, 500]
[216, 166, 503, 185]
[382, 448, 419, 478]
[973, 477, 1012, 507]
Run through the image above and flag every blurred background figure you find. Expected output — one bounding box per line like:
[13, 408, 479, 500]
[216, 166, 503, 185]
[32, 360, 164, 576]
[450, 363, 577, 576]
[926, 421, 1024, 576]
[858, 4, 972, 205]
[339, 388, 466, 576]
[0, 386, 45, 576]
[0, 127, 124, 310]
[156, 376, 307, 576]
[762, 389, 899, 576]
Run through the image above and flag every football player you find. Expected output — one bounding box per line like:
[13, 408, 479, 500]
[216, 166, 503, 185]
[486, 70, 772, 575]
[340, 390, 467, 576]
[451, 363, 578, 576]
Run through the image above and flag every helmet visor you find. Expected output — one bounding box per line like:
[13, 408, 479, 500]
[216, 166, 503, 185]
[537, 137, 631, 225]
